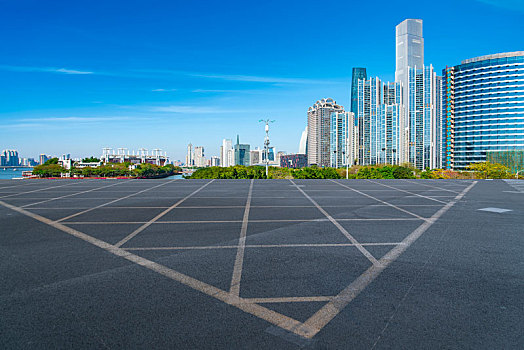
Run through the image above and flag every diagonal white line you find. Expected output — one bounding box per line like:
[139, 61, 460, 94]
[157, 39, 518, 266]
[21, 179, 135, 208]
[0, 180, 87, 199]
[289, 180, 379, 266]
[403, 179, 461, 194]
[0, 198, 311, 338]
[229, 179, 254, 298]
[328, 180, 428, 221]
[365, 179, 448, 204]
[55, 179, 180, 223]
[114, 180, 215, 248]
[292, 180, 478, 339]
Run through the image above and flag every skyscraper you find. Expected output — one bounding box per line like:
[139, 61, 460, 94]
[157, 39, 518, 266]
[194, 146, 206, 167]
[394, 19, 438, 169]
[442, 51, 524, 169]
[234, 135, 250, 166]
[221, 139, 233, 167]
[185, 143, 193, 166]
[330, 111, 355, 168]
[351, 68, 367, 117]
[299, 127, 307, 155]
[357, 78, 401, 165]
[307, 98, 344, 167]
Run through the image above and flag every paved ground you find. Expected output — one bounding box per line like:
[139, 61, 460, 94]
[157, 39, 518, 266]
[0, 178, 522, 349]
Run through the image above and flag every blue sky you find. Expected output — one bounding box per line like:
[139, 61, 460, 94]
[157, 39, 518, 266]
[1, 0, 523, 161]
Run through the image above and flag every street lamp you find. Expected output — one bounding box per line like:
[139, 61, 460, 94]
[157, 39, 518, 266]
[259, 119, 274, 178]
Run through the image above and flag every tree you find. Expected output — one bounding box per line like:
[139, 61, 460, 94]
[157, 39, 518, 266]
[82, 156, 100, 162]
[467, 161, 510, 179]
[43, 158, 59, 165]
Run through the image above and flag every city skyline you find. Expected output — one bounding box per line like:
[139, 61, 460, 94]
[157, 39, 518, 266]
[1, 0, 523, 161]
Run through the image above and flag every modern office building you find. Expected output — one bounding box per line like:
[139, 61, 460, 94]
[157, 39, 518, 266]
[194, 146, 206, 167]
[442, 51, 524, 169]
[39, 154, 51, 165]
[299, 127, 307, 155]
[185, 143, 193, 166]
[357, 78, 401, 165]
[394, 19, 439, 169]
[307, 98, 344, 167]
[234, 135, 250, 166]
[221, 139, 233, 167]
[351, 68, 367, 117]
[250, 148, 262, 165]
[209, 156, 220, 167]
[280, 154, 307, 168]
[330, 111, 355, 167]
[1, 150, 20, 166]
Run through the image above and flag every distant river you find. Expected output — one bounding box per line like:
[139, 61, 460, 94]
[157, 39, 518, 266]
[0, 167, 33, 180]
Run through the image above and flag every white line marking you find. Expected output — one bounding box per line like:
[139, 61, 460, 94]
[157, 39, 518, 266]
[0, 199, 309, 338]
[241, 296, 334, 303]
[402, 180, 461, 194]
[123, 242, 402, 251]
[291, 180, 478, 339]
[63, 218, 421, 225]
[289, 180, 379, 266]
[365, 180, 448, 204]
[328, 180, 428, 221]
[478, 207, 512, 213]
[55, 179, 180, 223]
[114, 180, 215, 247]
[21, 180, 134, 208]
[0, 181, 86, 199]
[229, 179, 254, 298]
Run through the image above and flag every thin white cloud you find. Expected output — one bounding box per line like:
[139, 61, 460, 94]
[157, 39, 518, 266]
[152, 88, 177, 92]
[150, 105, 249, 114]
[54, 68, 93, 75]
[189, 73, 340, 85]
[19, 116, 152, 123]
[192, 89, 247, 93]
[0, 65, 93, 75]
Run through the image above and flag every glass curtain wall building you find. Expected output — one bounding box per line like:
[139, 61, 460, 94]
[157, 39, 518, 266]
[357, 78, 401, 165]
[442, 52, 524, 169]
[407, 65, 439, 170]
[330, 111, 355, 167]
[351, 68, 367, 118]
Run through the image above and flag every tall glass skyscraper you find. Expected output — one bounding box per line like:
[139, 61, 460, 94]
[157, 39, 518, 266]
[351, 68, 367, 117]
[357, 78, 401, 165]
[442, 51, 524, 169]
[394, 19, 440, 169]
[330, 111, 355, 167]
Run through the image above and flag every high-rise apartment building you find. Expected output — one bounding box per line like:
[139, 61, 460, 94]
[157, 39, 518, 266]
[307, 98, 344, 167]
[357, 78, 401, 165]
[185, 143, 193, 166]
[210, 156, 220, 167]
[234, 135, 250, 166]
[330, 111, 355, 167]
[351, 68, 367, 117]
[443, 51, 524, 169]
[1, 150, 19, 166]
[194, 146, 206, 167]
[221, 139, 233, 167]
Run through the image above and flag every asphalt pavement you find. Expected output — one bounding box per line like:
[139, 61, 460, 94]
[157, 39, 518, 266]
[0, 178, 522, 349]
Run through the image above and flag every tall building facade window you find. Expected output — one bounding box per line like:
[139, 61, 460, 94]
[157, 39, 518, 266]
[442, 52, 524, 169]
[351, 68, 367, 117]
[357, 78, 401, 165]
[307, 98, 344, 167]
[330, 111, 355, 168]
